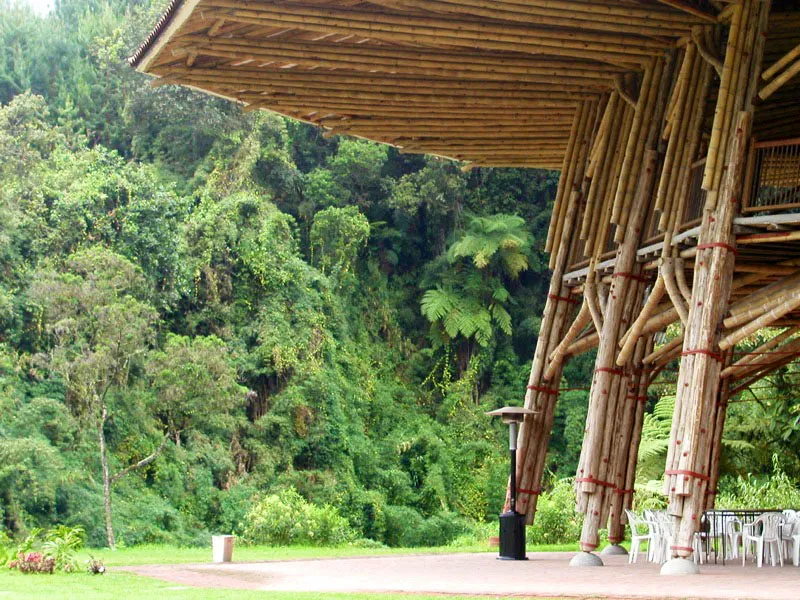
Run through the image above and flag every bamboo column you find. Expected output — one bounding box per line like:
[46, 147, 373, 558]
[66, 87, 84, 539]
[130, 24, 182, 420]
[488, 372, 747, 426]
[665, 0, 771, 566]
[704, 357, 733, 512]
[514, 100, 598, 521]
[606, 335, 654, 546]
[574, 134, 662, 556]
[665, 111, 751, 562]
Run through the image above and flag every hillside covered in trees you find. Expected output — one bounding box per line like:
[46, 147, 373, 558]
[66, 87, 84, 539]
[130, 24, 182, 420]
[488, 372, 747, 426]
[1, 0, 797, 550]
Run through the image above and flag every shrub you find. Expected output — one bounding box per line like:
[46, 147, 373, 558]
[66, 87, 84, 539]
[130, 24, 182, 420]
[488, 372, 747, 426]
[717, 455, 800, 509]
[6, 525, 84, 574]
[382, 506, 469, 547]
[9, 552, 55, 574]
[527, 477, 582, 545]
[241, 488, 356, 546]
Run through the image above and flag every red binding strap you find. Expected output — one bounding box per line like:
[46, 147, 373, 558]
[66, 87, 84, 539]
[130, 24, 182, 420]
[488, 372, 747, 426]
[576, 476, 616, 488]
[665, 469, 710, 482]
[682, 348, 723, 363]
[613, 488, 634, 495]
[548, 293, 578, 305]
[670, 545, 695, 552]
[519, 488, 541, 496]
[612, 272, 648, 283]
[696, 242, 737, 255]
[595, 367, 624, 376]
[527, 385, 558, 395]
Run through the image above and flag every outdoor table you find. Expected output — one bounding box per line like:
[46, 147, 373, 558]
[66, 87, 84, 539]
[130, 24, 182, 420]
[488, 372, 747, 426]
[700, 509, 799, 565]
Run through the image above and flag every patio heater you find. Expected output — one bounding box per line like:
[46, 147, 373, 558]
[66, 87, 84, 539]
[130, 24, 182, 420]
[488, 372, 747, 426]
[487, 406, 536, 560]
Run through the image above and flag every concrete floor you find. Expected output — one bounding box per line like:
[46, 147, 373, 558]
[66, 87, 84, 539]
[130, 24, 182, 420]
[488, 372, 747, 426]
[124, 551, 800, 599]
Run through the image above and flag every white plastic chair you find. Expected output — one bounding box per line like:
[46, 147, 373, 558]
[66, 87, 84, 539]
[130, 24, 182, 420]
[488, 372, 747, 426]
[742, 512, 785, 568]
[781, 510, 798, 558]
[653, 511, 676, 564]
[625, 509, 653, 564]
[726, 516, 743, 559]
[792, 533, 800, 567]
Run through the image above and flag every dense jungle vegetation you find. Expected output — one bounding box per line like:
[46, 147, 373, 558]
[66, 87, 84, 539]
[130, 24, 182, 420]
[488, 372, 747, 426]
[1, 0, 798, 551]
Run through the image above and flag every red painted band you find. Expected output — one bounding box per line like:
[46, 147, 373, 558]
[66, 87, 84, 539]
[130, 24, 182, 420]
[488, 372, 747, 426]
[576, 477, 616, 488]
[595, 367, 624, 376]
[548, 293, 579, 305]
[682, 349, 723, 363]
[612, 272, 648, 283]
[665, 469, 710, 482]
[527, 384, 558, 395]
[696, 242, 737, 255]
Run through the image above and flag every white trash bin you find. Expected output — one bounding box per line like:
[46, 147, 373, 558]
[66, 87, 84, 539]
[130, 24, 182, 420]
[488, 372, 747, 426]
[212, 535, 235, 563]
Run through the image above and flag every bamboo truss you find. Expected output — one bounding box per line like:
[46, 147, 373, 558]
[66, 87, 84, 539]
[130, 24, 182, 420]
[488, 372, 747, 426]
[132, 0, 800, 568]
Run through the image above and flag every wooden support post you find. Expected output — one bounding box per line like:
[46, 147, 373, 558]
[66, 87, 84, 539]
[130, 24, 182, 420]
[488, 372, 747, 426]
[606, 335, 653, 544]
[576, 146, 659, 553]
[666, 111, 751, 560]
[665, 0, 770, 564]
[514, 102, 595, 521]
[705, 360, 732, 512]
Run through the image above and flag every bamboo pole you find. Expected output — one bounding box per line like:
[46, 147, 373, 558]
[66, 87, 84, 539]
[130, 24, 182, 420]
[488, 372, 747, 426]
[719, 327, 798, 378]
[577, 145, 660, 553]
[719, 293, 800, 350]
[544, 302, 592, 381]
[617, 275, 665, 365]
[668, 111, 752, 560]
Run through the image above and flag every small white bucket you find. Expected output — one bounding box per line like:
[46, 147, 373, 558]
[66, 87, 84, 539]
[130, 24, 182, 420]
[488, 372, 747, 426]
[212, 535, 235, 563]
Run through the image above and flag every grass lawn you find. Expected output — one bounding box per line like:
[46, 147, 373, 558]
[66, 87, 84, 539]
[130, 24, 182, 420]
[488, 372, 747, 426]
[0, 543, 580, 599]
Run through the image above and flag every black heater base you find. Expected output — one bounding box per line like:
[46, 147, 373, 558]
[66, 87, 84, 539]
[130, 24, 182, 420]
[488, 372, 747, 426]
[498, 511, 527, 560]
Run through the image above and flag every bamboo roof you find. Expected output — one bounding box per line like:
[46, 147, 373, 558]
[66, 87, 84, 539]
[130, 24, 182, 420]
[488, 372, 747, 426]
[130, 0, 721, 169]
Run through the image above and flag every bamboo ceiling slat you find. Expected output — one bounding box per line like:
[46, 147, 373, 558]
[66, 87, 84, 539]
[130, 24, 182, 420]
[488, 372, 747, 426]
[130, 0, 716, 168]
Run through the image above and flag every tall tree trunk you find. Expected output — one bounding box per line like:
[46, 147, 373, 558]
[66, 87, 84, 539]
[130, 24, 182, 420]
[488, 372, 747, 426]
[97, 404, 116, 550]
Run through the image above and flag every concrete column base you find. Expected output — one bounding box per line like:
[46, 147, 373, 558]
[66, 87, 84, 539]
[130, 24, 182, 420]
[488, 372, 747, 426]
[569, 552, 604, 567]
[600, 544, 628, 556]
[660, 557, 699, 575]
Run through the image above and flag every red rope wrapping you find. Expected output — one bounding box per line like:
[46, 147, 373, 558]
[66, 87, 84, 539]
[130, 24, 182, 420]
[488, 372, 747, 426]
[696, 242, 737, 255]
[613, 488, 634, 495]
[670, 545, 695, 552]
[682, 348, 723, 363]
[576, 476, 616, 488]
[612, 271, 649, 283]
[627, 395, 648, 404]
[518, 488, 541, 496]
[705, 489, 718, 496]
[548, 293, 578, 305]
[595, 367, 624, 376]
[665, 469, 710, 482]
[527, 384, 558, 395]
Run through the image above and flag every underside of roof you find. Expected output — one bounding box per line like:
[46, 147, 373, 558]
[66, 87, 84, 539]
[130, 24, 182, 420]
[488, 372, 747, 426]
[129, 1, 790, 169]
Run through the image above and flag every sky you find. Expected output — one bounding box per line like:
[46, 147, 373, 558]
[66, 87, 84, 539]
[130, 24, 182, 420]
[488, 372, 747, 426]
[23, 0, 54, 15]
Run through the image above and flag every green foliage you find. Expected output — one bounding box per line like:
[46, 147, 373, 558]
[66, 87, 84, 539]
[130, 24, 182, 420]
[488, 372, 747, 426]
[636, 395, 674, 481]
[6, 525, 85, 573]
[0, 0, 637, 554]
[310, 206, 370, 276]
[382, 506, 469, 547]
[241, 489, 356, 546]
[147, 334, 245, 436]
[447, 214, 531, 277]
[527, 478, 583, 545]
[717, 455, 800, 509]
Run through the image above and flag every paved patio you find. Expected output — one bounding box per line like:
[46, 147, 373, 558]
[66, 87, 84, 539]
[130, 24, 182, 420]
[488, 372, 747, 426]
[123, 551, 800, 599]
